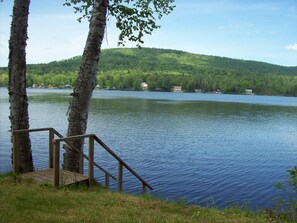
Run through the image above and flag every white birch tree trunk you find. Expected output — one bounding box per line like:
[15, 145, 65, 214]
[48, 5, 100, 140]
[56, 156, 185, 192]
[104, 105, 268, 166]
[63, 0, 109, 172]
[8, 0, 34, 173]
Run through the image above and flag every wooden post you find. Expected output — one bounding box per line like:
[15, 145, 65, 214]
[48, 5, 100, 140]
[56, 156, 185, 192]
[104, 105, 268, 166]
[105, 173, 110, 190]
[88, 136, 94, 186]
[142, 182, 146, 194]
[118, 162, 123, 192]
[53, 140, 60, 187]
[48, 129, 54, 168]
[79, 145, 84, 175]
[12, 131, 19, 174]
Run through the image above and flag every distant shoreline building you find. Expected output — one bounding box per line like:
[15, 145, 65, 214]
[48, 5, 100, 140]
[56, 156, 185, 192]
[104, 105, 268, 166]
[245, 89, 253, 95]
[141, 82, 148, 90]
[173, 86, 182, 92]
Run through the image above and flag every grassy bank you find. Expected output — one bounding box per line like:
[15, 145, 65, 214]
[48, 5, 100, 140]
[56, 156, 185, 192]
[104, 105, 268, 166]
[0, 173, 278, 223]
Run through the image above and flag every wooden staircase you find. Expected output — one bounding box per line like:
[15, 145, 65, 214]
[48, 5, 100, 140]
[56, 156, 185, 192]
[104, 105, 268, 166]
[13, 128, 153, 193]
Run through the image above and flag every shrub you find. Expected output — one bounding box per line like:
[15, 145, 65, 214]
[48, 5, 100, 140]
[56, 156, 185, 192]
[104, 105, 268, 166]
[275, 166, 297, 222]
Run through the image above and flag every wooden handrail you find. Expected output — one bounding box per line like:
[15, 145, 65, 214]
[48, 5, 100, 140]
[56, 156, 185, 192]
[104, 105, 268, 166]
[93, 135, 154, 191]
[13, 128, 153, 192]
[50, 129, 116, 180]
[13, 128, 116, 181]
[55, 134, 154, 192]
[13, 127, 53, 133]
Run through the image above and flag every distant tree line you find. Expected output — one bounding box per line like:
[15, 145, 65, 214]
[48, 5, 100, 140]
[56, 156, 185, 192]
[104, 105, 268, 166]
[1, 70, 297, 96]
[96, 71, 297, 96]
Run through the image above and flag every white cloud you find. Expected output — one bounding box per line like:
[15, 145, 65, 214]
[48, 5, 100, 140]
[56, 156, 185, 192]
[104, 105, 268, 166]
[286, 44, 297, 51]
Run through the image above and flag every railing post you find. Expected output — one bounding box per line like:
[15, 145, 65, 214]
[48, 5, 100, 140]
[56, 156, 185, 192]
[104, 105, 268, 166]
[12, 131, 19, 174]
[142, 182, 146, 194]
[105, 173, 110, 190]
[79, 146, 84, 175]
[88, 136, 94, 186]
[118, 162, 123, 192]
[49, 129, 54, 168]
[53, 140, 60, 187]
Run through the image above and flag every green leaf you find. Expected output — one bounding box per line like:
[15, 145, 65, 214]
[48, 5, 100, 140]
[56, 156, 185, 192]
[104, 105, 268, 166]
[64, 0, 176, 46]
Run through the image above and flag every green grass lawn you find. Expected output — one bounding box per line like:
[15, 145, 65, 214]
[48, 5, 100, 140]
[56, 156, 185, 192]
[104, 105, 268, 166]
[0, 173, 279, 223]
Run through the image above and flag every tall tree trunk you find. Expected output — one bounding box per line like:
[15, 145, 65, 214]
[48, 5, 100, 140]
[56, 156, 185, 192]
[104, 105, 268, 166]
[8, 0, 34, 173]
[63, 0, 108, 172]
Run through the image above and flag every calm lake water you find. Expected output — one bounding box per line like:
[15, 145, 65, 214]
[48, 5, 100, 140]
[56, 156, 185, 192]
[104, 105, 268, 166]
[1, 87, 297, 210]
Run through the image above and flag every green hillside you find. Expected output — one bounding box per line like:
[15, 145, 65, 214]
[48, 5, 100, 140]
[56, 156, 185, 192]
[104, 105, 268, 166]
[99, 48, 297, 75]
[1, 48, 297, 95]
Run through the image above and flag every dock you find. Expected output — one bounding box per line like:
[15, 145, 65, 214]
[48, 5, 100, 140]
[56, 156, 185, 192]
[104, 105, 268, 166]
[21, 168, 89, 185]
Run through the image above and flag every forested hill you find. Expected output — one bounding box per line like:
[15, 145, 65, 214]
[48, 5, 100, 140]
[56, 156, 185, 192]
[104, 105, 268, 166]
[99, 47, 297, 75]
[27, 47, 297, 75]
[1, 48, 297, 95]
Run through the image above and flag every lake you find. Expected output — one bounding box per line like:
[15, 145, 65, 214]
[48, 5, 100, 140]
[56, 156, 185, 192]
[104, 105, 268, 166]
[1, 87, 297, 210]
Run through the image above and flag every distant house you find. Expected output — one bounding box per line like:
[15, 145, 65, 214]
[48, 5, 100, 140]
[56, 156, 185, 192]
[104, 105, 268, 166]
[245, 89, 253, 95]
[141, 82, 148, 90]
[173, 86, 182, 92]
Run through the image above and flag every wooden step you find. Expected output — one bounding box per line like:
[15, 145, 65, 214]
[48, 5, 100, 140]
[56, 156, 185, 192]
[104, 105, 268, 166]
[21, 168, 89, 186]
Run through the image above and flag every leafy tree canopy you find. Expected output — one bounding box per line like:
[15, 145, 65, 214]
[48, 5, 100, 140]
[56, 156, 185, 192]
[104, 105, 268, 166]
[63, 0, 175, 46]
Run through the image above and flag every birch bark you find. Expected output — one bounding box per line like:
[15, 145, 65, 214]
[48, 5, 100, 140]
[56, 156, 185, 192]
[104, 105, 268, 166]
[63, 0, 108, 172]
[8, 0, 34, 173]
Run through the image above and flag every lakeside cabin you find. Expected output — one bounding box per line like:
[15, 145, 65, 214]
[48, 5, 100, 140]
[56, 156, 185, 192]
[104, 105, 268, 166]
[245, 89, 253, 95]
[141, 82, 148, 90]
[173, 86, 182, 92]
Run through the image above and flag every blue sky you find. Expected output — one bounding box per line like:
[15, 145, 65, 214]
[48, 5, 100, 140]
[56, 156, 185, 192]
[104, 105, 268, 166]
[0, 0, 297, 67]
